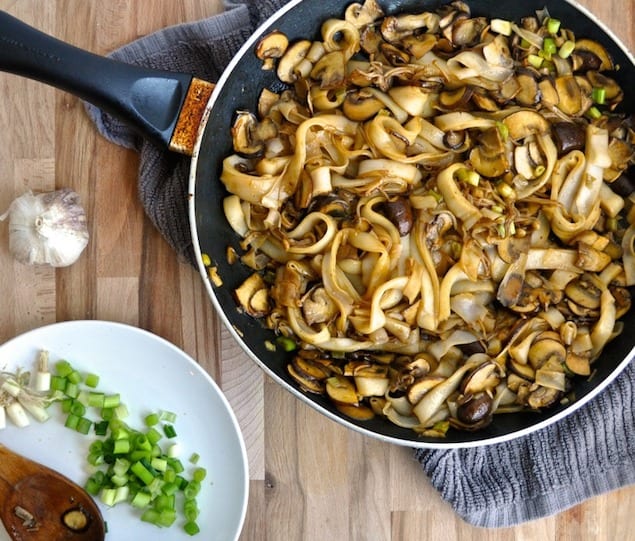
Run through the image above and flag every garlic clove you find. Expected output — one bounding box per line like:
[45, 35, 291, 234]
[0, 188, 89, 267]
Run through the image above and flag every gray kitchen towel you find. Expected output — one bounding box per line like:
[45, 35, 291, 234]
[85, 0, 635, 528]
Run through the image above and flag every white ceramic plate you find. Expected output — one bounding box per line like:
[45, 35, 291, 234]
[0, 320, 248, 541]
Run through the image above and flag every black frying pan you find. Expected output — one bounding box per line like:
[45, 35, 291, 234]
[1, 0, 633, 447]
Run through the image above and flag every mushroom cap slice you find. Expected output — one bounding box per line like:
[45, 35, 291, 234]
[503, 110, 550, 141]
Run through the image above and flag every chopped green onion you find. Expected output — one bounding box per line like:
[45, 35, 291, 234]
[184, 521, 200, 536]
[546, 17, 561, 35]
[50, 375, 67, 392]
[542, 37, 557, 56]
[146, 427, 162, 445]
[163, 424, 177, 439]
[55, 360, 73, 377]
[558, 40, 575, 58]
[592, 87, 606, 105]
[145, 413, 160, 427]
[527, 54, 544, 68]
[88, 392, 105, 408]
[84, 373, 100, 388]
[586, 106, 602, 119]
[160, 410, 177, 423]
[103, 394, 121, 409]
[67, 370, 82, 385]
[76, 417, 92, 435]
[275, 336, 297, 352]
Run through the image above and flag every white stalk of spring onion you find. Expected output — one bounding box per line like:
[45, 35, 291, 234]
[35, 350, 51, 392]
[18, 395, 50, 423]
[1, 378, 22, 398]
[6, 401, 30, 428]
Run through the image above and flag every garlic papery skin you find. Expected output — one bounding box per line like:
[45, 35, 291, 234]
[0, 189, 90, 267]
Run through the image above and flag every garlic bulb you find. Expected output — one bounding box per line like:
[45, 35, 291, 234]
[0, 189, 89, 267]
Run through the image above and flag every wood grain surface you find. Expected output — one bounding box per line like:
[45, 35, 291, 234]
[0, 1, 633, 540]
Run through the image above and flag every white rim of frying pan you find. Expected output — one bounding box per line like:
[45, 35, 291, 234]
[188, 0, 635, 449]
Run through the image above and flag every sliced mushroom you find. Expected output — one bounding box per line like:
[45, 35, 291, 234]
[552, 121, 586, 157]
[527, 336, 566, 369]
[565, 275, 602, 309]
[455, 392, 493, 426]
[326, 375, 359, 405]
[288, 363, 326, 394]
[554, 75, 583, 116]
[311, 50, 347, 88]
[344, 0, 384, 28]
[469, 146, 509, 178]
[380, 196, 414, 236]
[336, 403, 376, 421]
[231, 111, 265, 158]
[564, 351, 591, 376]
[255, 31, 290, 70]
[538, 78, 560, 107]
[460, 361, 502, 395]
[526, 385, 562, 409]
[515, 72, 541, 106]
[438, 86, 473, 111]
[235, 273, 269, 317]
[277, 39, 312, 83]
[342, 89, 385, 121]
[574, 39, 614, 71]
[503, 110, 551, 141]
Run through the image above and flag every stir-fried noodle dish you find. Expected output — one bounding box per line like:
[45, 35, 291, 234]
[215, 0, 635, 436]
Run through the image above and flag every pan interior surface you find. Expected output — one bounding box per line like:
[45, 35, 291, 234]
[191, 0, 635, 447]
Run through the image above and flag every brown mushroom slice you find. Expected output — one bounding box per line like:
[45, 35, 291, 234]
[400, 33, 437, 59]
[554, 75, 583, 116]
[293, 354, 332, 381]
[527, 386, 562, 409]
[380, 196, 414, 236]
[235, 273, 269, 317]
[586, 71, 624, 107]
[277, 39, 312, 83]
[379, 42, 410, 65]
[564, 352, 591, 376]
[515, 72, 541, 106]
[460, 361, 502, 395]
[310, 50, 346, 89]
[255, 31, 290, 70]
[574, 38, 614, 71]
[552, 121, 586, 156]
[471, 91, 500, 112]
[344, 0, 384, 28]
[326, 375, 359, 405]
[527, 337, 566, 369]
[451, 16, 488, 47]
[231, 111, 265, 158]
[509, 358, 536, 380]
[342, 89, 385, 121]
[503, 110, 550, 141]
[336, 403, 376, 421]
[455, 392, 494, 427]
[469, 146, 509, 178]
[438, 86, 473, 111]
[287, 363, 326, 394]
[565, 275, 602, 309]
[538, 78, 560, 107]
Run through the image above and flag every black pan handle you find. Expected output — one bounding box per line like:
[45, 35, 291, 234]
[0, 10, 193, 149]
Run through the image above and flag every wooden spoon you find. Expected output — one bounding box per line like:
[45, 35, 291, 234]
[0, 444, 105, 540]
